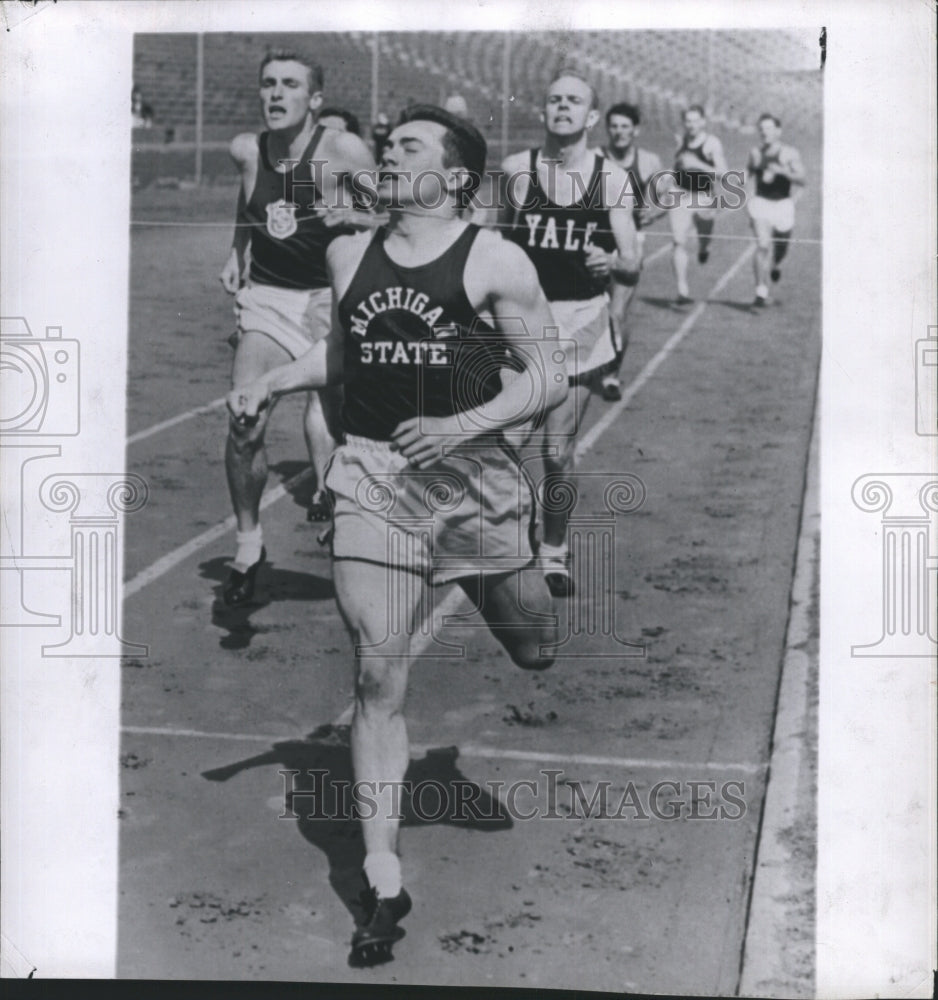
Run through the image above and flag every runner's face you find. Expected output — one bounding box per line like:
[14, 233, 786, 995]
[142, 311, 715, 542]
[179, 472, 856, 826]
[258, 60, 321, 131]
[544, 77, 598, 137]
[758, 118, 780, 145]
[606, 114, 637, 151]
[683, 110, 705, 138]
[378, 120, 454, 208]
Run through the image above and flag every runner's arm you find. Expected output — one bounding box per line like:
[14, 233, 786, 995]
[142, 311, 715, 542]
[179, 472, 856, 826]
[709, 136, 729, 183]
[220, 134, 255, 292]
[779, 147, 807, 202]
[745, 148, 760, 199]
[317, 130, 383, 228]
[495, 154, 527, 231]
[638, 151, 667, 226]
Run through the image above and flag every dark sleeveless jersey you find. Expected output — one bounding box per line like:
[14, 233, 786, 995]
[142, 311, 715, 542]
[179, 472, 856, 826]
[245, 125, 353, 290]
[507, 150, 616, 301]
[752, 146, 793, 200]
[674, 135, 717, 194]
[338, 225, 507, 441]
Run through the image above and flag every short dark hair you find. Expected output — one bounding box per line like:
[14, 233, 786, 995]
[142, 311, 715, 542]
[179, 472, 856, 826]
[258, 48, 324, 93]
[319, 106, 361, 135]
[397, 103, 487, 205]
[606, 102, 641, 126]
[684, 104, 706, 119]
[549, 68, 599, 110]
[758, 112, 781, 128]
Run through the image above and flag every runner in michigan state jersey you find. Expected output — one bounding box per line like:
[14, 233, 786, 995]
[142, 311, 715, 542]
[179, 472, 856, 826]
[227, 105, 566, 968]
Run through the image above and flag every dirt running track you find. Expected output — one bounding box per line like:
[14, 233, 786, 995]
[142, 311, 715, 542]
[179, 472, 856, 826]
[119, 135, 820, 992]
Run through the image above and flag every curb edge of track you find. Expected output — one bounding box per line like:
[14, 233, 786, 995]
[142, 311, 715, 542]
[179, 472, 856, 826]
[736, 386, 820, 998]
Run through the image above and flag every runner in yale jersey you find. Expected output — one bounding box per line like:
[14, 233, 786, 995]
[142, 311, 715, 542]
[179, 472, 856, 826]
[500, 71, 641, 596]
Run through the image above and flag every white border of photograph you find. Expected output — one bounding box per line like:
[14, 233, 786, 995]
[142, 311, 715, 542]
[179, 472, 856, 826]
[1, 0, 934, 992]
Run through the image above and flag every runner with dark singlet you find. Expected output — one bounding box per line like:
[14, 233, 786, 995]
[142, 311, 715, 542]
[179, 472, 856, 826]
[667, 104, 727, 306]
[500, 71, 641, 596]
[599, 101, 664, 401]
[745, 112, 806, 307]
[228, 105, 566, 966]
[219, 48, 374, 605]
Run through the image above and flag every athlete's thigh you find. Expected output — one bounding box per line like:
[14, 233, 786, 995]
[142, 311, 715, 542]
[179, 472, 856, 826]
[231, 330, 294, 387]
[333, 557, 423, 656]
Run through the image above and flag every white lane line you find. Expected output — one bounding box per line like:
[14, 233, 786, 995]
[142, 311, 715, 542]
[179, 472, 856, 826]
[576, 245, 755, 460]
[123, 468, 311, 599]
[120, 723, 763, 774]
[122, 247, 749, 599]
[127, 397, 227, 446]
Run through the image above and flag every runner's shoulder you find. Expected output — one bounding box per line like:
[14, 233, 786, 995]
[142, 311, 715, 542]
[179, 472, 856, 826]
[326, 229, 372, 269]
[468, 226, 539, 294]
[318, 126, 375, 167]
[637, 147, 662, 173]
[500, 148, 532, 175]
[230, 131, 258, 164]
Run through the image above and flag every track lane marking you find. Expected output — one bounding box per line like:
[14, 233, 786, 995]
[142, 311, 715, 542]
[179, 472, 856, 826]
[576, 245, 754, 459]
[127, 397, 227, 446]
[120, 723, 764, 774]
[123, 468, 311, 598]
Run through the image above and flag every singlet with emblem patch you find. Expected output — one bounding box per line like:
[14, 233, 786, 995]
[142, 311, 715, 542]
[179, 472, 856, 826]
[507, 150, 616, 302]
[245, 125, 353, 290]
[674, 135, 717, 194]
[752, 146, 793, 200]
[338, 225, 506, 441]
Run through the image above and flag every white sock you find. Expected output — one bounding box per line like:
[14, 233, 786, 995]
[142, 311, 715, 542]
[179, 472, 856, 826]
[756, 283, 769, 298]
[234, 526, 263, 570]
[364, 851, 402, 898]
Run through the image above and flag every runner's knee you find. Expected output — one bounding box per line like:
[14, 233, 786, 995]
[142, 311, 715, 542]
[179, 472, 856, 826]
[228, 412, 268, 450]
[355, 657, 407, 712]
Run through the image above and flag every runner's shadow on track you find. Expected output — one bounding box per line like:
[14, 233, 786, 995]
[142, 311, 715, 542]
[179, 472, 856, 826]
[199, 556, 336, 650]
[201, 723, 512, 919]
[707, 297, 765, 314]
[639, 295, 693, 312]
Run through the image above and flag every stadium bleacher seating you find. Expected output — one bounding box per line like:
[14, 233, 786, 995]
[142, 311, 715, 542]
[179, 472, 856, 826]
[133, 29, 821, 170]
